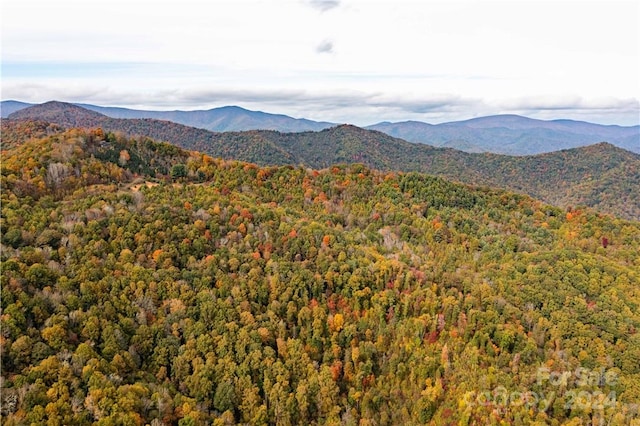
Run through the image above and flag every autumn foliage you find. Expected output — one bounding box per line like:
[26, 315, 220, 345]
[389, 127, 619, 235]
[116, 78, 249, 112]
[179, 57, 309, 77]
[1, 129, 639, 424]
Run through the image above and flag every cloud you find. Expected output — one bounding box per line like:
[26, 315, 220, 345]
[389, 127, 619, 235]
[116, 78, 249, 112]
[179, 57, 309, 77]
[2, 81, 474, 114]
[369, 94, 481, 114]
[305, 0, 340, 12]
[316, 40, 334, 54]
[4, 81, 638, 125]
[496, 95, 640, 112]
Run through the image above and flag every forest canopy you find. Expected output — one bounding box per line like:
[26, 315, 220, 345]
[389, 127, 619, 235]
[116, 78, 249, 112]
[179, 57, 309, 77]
[1, 129, 639, 425]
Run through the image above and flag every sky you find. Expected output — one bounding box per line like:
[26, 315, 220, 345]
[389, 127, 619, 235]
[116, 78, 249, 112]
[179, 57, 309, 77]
[2, 0, 639, 125]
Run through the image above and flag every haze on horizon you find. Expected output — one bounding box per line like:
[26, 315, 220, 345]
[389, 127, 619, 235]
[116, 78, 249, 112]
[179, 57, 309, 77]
[2, 0, 639, 126]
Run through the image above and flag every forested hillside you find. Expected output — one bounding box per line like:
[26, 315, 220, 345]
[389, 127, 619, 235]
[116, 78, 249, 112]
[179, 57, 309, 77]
[0, 119, 64, 150]
[6, 103, 640, 220]
[244, 126, 640, 221]
[2, 129, 639, 425]
[6, 103, 298, 165]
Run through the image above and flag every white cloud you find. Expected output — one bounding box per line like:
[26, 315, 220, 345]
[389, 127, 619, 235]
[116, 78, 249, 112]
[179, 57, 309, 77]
[2, 0, 638, 125]
[305, 0, 341, 12]
[496, 96, 640, 112]
[5, 79, 637, 125]
[316, 40, 334, 54]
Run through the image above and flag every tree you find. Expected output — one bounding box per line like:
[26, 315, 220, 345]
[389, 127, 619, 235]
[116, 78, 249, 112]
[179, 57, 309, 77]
[171, 164, 188, 179]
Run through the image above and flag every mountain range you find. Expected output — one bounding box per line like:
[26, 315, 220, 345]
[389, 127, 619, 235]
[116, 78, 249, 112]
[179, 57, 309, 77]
[367, 116, 640, 155]
[3, 100, 638, 154]
[1, 100, 334, 133]
[5, 101, 640, 220]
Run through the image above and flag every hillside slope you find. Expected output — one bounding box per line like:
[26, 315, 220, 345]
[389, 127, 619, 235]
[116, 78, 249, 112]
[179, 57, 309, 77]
[1, 128, 639, 425]
[255, 126, 640, 220]
[7, 102, 297, 165]
[8, 102, 640, 220]
[0, 119, 64, 149]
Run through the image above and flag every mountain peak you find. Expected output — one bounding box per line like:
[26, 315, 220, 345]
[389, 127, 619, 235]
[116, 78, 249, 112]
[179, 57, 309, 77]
[333, 124, 360, 130]
[579, 141, 636, 155]
[212, 105, 250, 112]
[11, 100, 104, 115]
[8, 101, 108, 128]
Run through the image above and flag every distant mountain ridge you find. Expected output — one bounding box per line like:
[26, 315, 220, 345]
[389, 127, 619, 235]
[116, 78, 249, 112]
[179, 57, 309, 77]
[0, 100, 334, 132]
[367, 115, 639, 154]
[76, 103, 337, 132]
[3, 99, 638, 154]
[0, 100, 34, 117]
[6, 101, 640, 220]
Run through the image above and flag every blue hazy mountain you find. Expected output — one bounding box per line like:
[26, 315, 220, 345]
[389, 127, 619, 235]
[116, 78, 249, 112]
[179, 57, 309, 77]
[75, 104, 336, 133]
[0, 100, 34, 118]
[2, 100, 334, 132]
[367, 115, 639, 154]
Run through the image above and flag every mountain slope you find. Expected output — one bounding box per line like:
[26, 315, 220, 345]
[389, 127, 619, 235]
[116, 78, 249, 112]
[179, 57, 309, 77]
[0, 119, 64, 149]
[210, 125, 640, 220]
[474, 142, 640, 220]
[8, 102, 297, 165]
[1, 128, 639, 425]
[367, 114, 640, 154]
[8, 102, 640, 220]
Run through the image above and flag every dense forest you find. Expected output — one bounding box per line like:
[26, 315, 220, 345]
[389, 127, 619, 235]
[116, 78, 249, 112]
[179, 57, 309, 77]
[1, 128, 639, 424]
[7, 102, 640, 221]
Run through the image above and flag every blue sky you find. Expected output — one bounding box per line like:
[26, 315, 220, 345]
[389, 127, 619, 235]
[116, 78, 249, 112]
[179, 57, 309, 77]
[2, 0, 639, 125]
